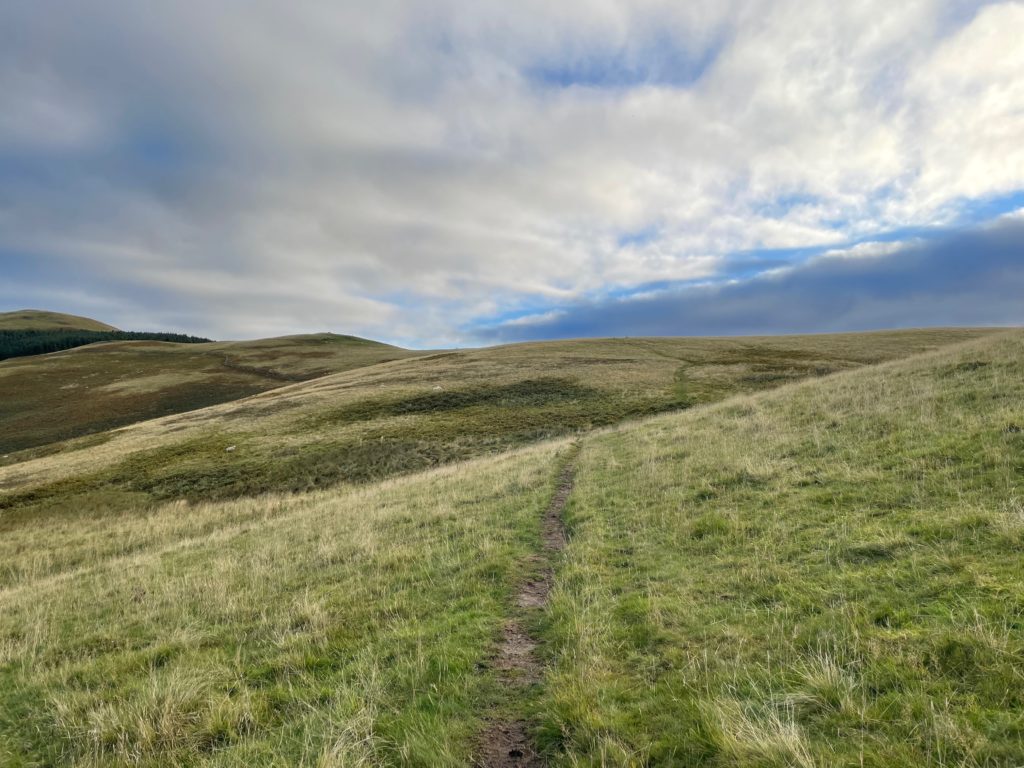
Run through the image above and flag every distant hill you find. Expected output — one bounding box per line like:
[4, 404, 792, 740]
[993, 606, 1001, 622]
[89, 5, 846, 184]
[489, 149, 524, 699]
[0, 309, 212, 363]
[0, 331, 425, 454]
[0, 327, 995, 506]
[0, 309, 119, 332]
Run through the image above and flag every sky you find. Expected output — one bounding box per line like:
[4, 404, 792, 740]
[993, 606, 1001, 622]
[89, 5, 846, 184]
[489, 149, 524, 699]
[1, 1, 1023, 347]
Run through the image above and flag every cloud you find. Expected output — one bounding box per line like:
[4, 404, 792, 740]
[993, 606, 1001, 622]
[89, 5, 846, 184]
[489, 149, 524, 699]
[1, 1, 1023, 344]
[474, 218, 1024, 341]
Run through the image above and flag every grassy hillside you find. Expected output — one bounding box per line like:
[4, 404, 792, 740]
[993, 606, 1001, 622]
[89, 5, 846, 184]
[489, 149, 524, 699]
[0, 309, 118, 332]
[0, 329, 990, 522]
[0, 334, 423, 455]
[0, 330, 1020, 765]
[0, 442, 572, 766]
[541, 330, 1024, 765]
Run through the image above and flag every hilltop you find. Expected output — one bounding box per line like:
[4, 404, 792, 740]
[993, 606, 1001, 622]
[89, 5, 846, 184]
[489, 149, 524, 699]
[0, 329, 1021, 764]
[0, 309, 119, 332]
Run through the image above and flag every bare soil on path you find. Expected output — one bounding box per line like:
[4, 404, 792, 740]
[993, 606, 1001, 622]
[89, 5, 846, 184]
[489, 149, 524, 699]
[476, 454, 576, 767]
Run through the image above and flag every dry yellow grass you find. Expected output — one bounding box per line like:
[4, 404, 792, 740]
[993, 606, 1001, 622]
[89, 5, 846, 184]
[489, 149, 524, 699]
[0, 310, 117, 332]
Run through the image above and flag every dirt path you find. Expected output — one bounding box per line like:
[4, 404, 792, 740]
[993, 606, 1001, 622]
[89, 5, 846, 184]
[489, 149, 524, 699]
[476, 452, 577, 767]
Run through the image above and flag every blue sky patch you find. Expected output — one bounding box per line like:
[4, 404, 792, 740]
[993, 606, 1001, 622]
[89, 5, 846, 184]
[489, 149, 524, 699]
[527, 30, 725, 89]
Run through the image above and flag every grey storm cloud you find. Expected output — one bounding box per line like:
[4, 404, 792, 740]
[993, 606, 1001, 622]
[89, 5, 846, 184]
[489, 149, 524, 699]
[475, 218, 1024, 341]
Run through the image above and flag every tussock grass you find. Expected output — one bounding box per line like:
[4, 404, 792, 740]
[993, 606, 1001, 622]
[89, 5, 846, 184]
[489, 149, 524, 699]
[0, 334, 421, 455]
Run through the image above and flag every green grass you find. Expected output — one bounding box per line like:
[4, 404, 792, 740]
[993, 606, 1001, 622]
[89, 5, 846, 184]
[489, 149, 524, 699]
[1, 327, 1021, 765]
[539, 330, 1024, 765]
[0, 329, 991, 523]
[0, 443, 573, 766]
[0, 334, 422, 455]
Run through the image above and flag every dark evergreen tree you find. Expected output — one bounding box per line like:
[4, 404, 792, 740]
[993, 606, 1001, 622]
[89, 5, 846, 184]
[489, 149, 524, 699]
[0, 330, 212, 361]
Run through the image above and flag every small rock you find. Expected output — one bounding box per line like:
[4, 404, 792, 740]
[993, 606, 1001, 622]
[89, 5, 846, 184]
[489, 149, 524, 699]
[1007, 424, 1022, 434]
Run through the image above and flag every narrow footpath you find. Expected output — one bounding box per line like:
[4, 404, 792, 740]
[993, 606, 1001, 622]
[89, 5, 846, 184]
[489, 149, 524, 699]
[476, 449, 578, 767]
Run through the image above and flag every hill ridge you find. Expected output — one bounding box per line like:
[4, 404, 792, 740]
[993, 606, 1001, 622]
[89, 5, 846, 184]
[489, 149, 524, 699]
[0, 309, 119, 332]
[0, 327, 999, 526]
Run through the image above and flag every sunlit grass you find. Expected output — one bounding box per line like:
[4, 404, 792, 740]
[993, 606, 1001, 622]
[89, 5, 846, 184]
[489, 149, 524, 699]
[540, 330, 1024, 765]
[0, 441, 573, 765]
[0, 334, 421, 456]
[1, 329, 1020, 765]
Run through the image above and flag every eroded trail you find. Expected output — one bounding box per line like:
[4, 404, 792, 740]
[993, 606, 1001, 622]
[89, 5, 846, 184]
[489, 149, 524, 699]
[476, 452, 577, 767]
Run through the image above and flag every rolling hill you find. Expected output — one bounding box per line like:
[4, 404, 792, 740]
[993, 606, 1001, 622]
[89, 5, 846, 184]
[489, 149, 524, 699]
[0, 331, 426, 455]
[0, 329, 1020, 765]
[0, 329, 993, 524]
[0, 309, 119, 332]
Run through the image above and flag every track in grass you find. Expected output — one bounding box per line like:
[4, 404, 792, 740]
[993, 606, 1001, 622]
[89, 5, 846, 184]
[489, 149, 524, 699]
[477, 451, 577, 767]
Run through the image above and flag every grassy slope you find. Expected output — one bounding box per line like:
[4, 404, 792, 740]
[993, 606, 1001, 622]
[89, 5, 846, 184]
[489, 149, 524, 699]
[0, 441, 573, 766]
[542, 330, 1024, 765]
[0, 330, 1021, 766]
[0, 334, 422, 455]
[0, 310, 118, 332]
[0, 330, 1021, 765]
[0, 329, 990, 524]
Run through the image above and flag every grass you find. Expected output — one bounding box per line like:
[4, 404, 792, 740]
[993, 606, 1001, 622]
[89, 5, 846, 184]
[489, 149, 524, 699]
[538, 330, 1024, 765]
[0, 334, 422, 455]
[0, 329, 991, 522]
[0, 441, 573, 765]
[1, 327, 1020, 765]
[0, 310, 118, 332]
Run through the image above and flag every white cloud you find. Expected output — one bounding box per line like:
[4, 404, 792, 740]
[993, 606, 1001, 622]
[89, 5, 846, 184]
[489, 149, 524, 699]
[1, 0, 1022, 343]
[500, 309, 569, 328]
[818, 240, 913, 262]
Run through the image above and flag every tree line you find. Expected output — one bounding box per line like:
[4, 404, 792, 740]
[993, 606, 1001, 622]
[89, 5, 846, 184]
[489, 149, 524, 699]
[0, 330, 212, 361]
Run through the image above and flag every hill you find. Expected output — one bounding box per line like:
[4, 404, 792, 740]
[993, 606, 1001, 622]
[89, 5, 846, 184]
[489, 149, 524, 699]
[0, 333, 424, 455]
[540, 330, 1024, 765]
[0, 328, 993, 525]
[0, 309, 118, 332]
[0, 330, 1020, 764]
